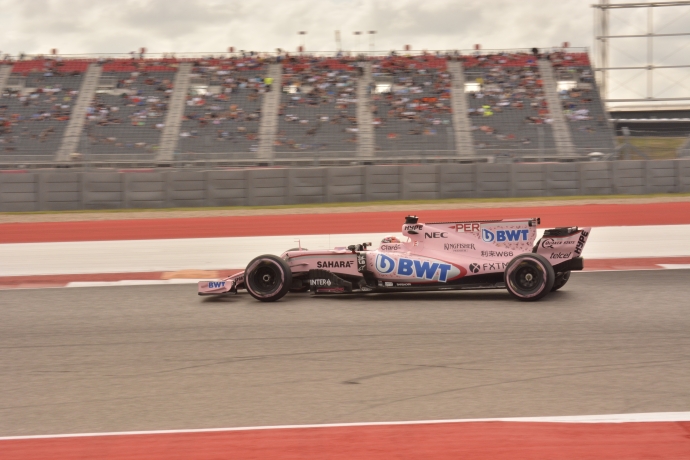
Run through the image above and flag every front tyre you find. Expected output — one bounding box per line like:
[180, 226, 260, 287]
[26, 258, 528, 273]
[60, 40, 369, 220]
[551, 271, 571, 292]
[245, 255, 292, 302]
[505, 253, 555, 301]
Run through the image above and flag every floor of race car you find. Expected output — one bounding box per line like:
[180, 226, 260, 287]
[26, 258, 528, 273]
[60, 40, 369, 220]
[2, 269, 689, 437]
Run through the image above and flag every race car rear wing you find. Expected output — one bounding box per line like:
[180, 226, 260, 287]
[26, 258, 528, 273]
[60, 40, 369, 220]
[535, 227, 591, 269]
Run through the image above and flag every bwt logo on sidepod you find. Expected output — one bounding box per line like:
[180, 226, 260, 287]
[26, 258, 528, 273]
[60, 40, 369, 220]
[481, 228, 529, 243]
[375, 254, 458, 282]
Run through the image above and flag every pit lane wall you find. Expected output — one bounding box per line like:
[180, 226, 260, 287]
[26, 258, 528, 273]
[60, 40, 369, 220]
[1, 160, 690, 212]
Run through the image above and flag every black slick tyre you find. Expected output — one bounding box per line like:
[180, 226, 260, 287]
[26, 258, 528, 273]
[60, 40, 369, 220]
[551, 271, 571, 292]
[505, 253, 555, 301]
[245, 255, 292, 302]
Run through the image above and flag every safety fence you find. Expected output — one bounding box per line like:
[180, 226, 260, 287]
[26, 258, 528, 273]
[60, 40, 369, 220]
[1, 159, 689, 212]
[0, 147, 628, 171]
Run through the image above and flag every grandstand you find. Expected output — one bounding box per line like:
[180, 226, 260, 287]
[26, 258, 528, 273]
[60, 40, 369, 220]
[178, 57, 266, 160]
[0, 59, 87, 158]
[80, 61, 177, 158]
[0, 50, 642, 166]
[550, 52, 616, 153]
[462, 53, 557, 159]
[275, 57, 359, 157]
[371, 55, 455, 155]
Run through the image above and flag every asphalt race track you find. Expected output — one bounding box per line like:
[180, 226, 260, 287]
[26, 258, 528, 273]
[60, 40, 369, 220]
[2, 270, 690, 437]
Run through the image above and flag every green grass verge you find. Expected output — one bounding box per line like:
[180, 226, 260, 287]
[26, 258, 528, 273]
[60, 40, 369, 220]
[2, 193, 689, 216]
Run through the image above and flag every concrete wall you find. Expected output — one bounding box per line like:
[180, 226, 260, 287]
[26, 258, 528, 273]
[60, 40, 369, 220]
[2, 159, 690, 212]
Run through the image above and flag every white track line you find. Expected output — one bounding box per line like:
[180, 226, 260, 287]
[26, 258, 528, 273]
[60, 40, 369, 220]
[659, 264, 690, 269]
[2, 225, 690, 277]
[65, 279, 204, 288]
[2, 412, 690, 441]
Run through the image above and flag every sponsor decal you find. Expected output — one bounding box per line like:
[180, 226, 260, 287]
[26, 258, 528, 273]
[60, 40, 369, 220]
[376, 254, 396, 274]
[381, 244, 401, 251]
[467, 262, 506, 273]
[482, 262, 507, 271]
[375, 254, 456, 282]
[395, 282, 412, 287]
[481, 250, 513, 257]
[541, 238, 577, 249]
[404, 224, 423, 231]
[357, 253, 367, 273]
[425, 231, 448, 239]
[574, 230, 589, 256]
[444, 243, 475, 251]
[316, 261, 353, 269]
[384, 282, 393, 287]
[550, 252, 572, 259]
[481, 228, 529, 243]
[453, 223, 481, 233]
[208, 281, 225, 289]
[310, 278, 332, 286]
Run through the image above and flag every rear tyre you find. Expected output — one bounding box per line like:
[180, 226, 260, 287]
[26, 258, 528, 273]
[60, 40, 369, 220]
[245, 255, 292, 302]
[505, 253, 555, 301]
[551, 271, 571, 292]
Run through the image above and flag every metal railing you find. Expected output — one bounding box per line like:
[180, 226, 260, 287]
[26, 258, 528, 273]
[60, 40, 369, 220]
[0, 147, 626, 172]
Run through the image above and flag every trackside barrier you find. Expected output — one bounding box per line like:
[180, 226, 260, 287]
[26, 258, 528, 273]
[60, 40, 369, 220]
[1, 160, 690, 212]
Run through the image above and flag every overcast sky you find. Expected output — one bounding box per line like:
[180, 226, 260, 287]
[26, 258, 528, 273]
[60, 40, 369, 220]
[1, 0, 596, 55]
[1, 0, 689, 101]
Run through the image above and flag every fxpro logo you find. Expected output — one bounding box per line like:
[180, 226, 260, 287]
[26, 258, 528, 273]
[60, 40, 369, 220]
[481, 228, 529, 243]
[375, 254, 456, 282]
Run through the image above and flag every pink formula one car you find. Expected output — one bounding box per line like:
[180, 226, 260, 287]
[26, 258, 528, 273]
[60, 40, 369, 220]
[198, 216, 591, 302]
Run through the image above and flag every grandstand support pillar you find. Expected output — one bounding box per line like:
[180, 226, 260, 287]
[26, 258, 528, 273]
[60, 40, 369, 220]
[55, 63, 102, 163]
[156, 62, 193, 163]
[448, 61, 476, 158]
[0, 65, 12, 94]
[356, 62, 375, 158]
[537, 60, 576, 157]
[257, 63, 283, 162]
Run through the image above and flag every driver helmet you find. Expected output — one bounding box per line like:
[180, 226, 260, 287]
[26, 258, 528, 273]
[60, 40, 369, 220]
[381, 235, 401, 244]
